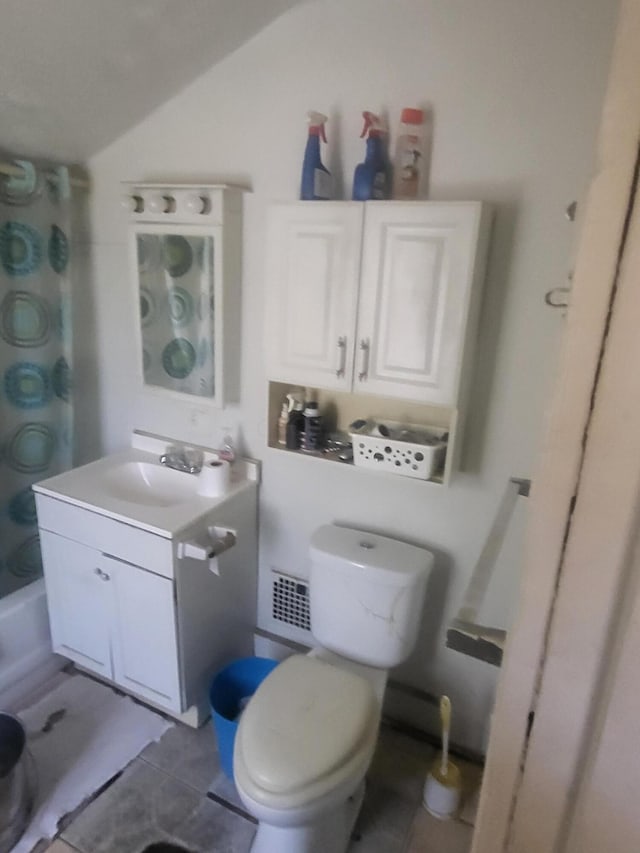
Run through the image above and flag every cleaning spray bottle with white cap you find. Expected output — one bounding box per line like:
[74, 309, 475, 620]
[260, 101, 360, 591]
[300, 111, 332, 200]
[352, 111, 390, 200]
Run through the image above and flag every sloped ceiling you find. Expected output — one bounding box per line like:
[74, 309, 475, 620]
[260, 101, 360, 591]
[0, 0, 305, 164]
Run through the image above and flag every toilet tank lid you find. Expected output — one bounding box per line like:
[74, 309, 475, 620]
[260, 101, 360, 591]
[310, 525, 433, 582]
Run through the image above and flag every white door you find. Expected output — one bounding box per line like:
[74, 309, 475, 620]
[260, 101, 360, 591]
[472, 3, 640, 851]
[107, 556, 182, 712]
[40, 530, 112, 678]
[354, 202, 489, 404]
[265, 202, 363, 390]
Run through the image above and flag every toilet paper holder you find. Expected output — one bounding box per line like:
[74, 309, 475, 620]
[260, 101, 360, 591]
[178, 526, 237, 561]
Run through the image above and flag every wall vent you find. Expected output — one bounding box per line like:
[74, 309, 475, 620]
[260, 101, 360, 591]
[271, 571, 311, 632]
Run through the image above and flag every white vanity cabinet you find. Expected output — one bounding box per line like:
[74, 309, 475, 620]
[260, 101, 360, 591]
[34, 436, 260, 725]
[265, 201, 491, 406]
[41, 530, 181, 710]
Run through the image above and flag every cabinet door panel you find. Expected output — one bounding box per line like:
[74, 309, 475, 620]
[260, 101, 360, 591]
[40, 530, 112, 678]
[108, 557, 182, 712]
[265, 203, 363, 390]
[355, 202, 487, 404]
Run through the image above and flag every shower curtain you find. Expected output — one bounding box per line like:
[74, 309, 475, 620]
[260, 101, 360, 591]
[0, 161, 73, 598]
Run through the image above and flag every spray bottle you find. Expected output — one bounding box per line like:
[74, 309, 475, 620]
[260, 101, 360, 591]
[285, 390, 305, 450]
[352, 112, 389, 201]
[300, 111, 332, 200]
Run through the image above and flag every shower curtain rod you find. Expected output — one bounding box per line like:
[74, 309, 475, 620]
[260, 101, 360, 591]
[0, 159, 89, 190]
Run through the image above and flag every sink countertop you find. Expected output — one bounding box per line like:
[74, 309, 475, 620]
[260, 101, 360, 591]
[33, 446, 258, 539]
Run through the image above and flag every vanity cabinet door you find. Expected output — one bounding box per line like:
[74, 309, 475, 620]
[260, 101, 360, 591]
[107, 557, 182, 713]
[354, 202, 488, 405]
[40, 530, 112, 678]
[265, 202, 363, 390]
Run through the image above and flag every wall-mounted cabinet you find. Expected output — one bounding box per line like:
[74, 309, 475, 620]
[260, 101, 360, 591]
[265, 201, 492, 484]
[265, 201, 491, 405]
[124, 183, 243, 408]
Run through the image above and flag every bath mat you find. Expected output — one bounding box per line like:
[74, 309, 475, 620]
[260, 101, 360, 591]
[11, 672, 172, 852]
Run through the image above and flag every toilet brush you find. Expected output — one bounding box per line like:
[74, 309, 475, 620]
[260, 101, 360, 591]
[422, 695, 462, 819]
[439, 695, 452, 778]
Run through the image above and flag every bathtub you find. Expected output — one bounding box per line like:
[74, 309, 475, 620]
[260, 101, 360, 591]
[0, 580, 61, 710]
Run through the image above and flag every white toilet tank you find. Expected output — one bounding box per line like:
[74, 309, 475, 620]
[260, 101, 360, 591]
[309, 525, 433, 668]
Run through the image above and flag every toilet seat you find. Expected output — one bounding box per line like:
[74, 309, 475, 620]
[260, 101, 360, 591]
[234, 655, 380, 811]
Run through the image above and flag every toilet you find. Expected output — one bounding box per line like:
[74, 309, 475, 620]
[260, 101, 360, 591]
[234, 524, 433, 853]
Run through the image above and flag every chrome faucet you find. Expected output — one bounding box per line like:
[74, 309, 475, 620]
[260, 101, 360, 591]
[159, 445, 204, 474]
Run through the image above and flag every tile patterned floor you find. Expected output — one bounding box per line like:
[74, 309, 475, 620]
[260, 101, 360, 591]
[42, 713, 480, 853]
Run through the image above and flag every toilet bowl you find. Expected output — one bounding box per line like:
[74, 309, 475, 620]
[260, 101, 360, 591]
[234, 653, 383, 853]
[234, 525, 433, 853]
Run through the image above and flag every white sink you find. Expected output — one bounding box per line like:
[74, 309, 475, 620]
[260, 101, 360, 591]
[33, 436, 259, 538]
[100, 461, 199, 507]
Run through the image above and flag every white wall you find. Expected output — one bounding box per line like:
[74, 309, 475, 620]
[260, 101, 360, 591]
[84, 0, 617, 752]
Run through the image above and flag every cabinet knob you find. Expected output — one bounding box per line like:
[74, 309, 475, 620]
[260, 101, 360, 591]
[358, 339, 370, 382]
[336, 336, 347, 377]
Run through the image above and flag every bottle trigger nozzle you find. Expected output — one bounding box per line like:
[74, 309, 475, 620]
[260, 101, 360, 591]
[360, 111, 386, 139]
[307, 111, 328, 142]
[360, 111, 374, 138]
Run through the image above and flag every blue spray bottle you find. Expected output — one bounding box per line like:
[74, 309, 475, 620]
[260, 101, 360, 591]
[352, 112, 389, 201]
[300, 111, 332, 200]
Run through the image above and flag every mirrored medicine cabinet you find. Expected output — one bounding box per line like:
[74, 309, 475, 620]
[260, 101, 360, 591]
[124, 183, 243, 408]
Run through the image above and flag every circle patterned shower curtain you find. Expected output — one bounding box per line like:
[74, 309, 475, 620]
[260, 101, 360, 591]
[0, 163, 73, 597]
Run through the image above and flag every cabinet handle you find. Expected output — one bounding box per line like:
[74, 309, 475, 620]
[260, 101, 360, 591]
[335, 336, 347, 377]
[94, 567, 110, 581]
[358, 338, 370, 381]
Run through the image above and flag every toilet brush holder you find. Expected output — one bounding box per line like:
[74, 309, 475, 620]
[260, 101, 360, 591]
[422, 757, 462, 819]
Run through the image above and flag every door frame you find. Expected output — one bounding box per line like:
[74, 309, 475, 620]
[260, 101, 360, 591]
[472, 1, 640, 850]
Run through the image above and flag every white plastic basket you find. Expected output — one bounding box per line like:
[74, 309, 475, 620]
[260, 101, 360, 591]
[350, 421, 447, 480]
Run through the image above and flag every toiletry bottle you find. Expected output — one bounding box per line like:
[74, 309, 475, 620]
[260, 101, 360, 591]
[300, 111, 332, 200]
[392, 108, 427, 200]
[302, 401, 322, 452]
[352, 112, 389, 201]
[218, 429, 236, 463]
[277, 401, 288, 446]
[286, 396, 305, 450]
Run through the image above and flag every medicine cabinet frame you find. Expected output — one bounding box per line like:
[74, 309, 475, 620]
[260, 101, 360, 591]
[125, 183, 242, 410]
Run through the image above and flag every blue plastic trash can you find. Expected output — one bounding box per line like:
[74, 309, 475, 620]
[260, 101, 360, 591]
[209, 656, 279, 780]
